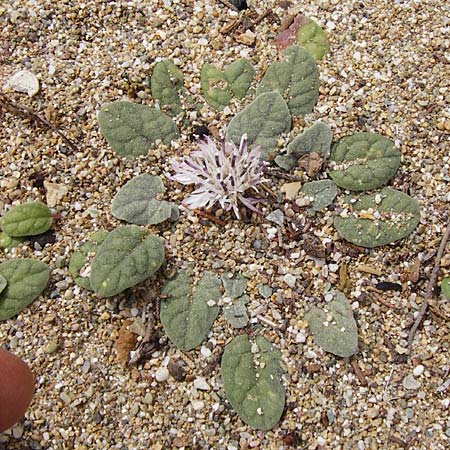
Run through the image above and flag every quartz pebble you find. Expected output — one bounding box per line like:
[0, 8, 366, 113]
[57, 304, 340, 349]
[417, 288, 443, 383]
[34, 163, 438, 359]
[403, 374, 421, 390]
[155, 367, 170, 382]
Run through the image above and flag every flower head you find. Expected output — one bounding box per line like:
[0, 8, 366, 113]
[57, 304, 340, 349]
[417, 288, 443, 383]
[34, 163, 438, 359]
[169, 134, 267, 218]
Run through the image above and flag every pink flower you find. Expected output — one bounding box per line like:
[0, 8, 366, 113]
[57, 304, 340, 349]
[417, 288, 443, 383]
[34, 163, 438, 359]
[169, 134, 267, 218]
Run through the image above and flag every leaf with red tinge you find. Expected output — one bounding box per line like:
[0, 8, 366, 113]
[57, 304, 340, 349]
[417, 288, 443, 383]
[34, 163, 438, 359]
[275, 14, 308, 50]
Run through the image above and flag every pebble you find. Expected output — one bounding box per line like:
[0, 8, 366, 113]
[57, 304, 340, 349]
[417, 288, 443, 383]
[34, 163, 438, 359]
[200, 346, 212, 358]
[191, 400, 205, 411]
[402, 374, 421, 390]
[155, 367, 170, 382]
[142, 393, 154, 405]
[194, 377, 210, 391]
[283, 274, 296, 288]
[413, 364, 424, 376]
[44, 340, 59, 354]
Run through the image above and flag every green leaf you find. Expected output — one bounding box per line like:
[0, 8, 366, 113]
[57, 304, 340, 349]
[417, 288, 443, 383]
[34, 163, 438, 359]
[0, 259, 50, 320]
[296, 18, 329, 60]
[328, 132, 401, 191]
[221, 335, 285, 430]
[90, 226, 165, 297]
[334, 188, 421, 248]
[275, 121, 332, 170]
[301, 180, 338, 212]
[0, 275, 6, 295]
[97, 100, 179, 158]
[1, 202, 52, 237]
[111, 174, 179, 225]
[223, 294, 249, 329]
[0, 232, 24, 250]
[441, 277, 450, 299]
[226, 91, 291, 160]
[305, 290, 358, 358]
[151, 60, 184, 115]
[257, 45, 319, 117]
[68, 230, 109, 291]
[221, 272, 247, 298]
[201, 59, 255, 110]
[160, 270, 221, 351]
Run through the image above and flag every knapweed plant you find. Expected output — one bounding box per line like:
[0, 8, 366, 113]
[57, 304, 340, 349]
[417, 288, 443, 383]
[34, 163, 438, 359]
[169, 134, 267, 218]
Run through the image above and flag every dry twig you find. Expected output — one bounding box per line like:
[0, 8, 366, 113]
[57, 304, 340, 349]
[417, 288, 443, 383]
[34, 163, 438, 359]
[0, 93, 77, 152]
[407, 221, 450, 352]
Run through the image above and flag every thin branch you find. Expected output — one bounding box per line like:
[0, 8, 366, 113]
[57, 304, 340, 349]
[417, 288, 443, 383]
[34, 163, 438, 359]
[408, 220, 450, 352]
[0, 93, 77, 152]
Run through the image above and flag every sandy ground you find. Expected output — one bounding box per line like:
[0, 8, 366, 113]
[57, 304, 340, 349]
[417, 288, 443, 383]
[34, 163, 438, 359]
[0, 0, 449, 449]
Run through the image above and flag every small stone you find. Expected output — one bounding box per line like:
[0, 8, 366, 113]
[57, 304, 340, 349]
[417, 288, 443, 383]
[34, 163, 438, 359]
[193, 377, 210, 391]
[266, 209, 285, 227]
[413, 364, 424, 377]
[44, 341, 59, 354]
[155, 367, 170, 382]
[235, 30, 256, 46]
[200, 346, 212, 357]
[99, 312, 110, 321]
[142, 393, 154, 405]
[5, 70, 40, 96]
[281, 182, 301, 200]
[12, 425, 23, 439]
[60, 391, 71, 404]
[191, 400, 204, 411]
[283, 273, 296, 288]
[367, 407, 379, 419]
[402, 374, 421, 390]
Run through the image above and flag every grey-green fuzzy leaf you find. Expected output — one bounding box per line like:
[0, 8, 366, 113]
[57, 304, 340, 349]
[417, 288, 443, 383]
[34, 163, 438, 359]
[221, 335, 285, 430]
[111, 174, 179, 225]
[221, 272, 247, 298]
[151, 60, 184, 115]
[328, 132, 401, 191]
[0, 232, 24, 250]
[223, 295, 249, 329]
[257, 45, 319, 116]
[305, 290, 358, 357]
[275, 121, 332, 170]
[301, 180, 337, 212]
[0, 275, 6, 295]
[296, 18, 329, 60]
[201, 59, 254, 110]
[68, 230, 109, 291]
[160, 270, 221, 351]
[2, 202, 52, 237]
[90, 226, 164, 297]
[226, 91, 291, 160]
[0, 259, 50, 320]
[97, 101, 179, 158]
[334, 188, 420, 248]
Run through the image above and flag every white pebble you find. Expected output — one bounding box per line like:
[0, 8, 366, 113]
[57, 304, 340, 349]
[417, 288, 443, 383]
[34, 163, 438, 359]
[413, 364, 424, 377]
[284, 274, 296, 288]
[194, 377, 210, 391]
[201, 346, 212, 358]
[155, 367, 170, 382]
[191, 400, 204, 411]
[403, 374, 421, 390]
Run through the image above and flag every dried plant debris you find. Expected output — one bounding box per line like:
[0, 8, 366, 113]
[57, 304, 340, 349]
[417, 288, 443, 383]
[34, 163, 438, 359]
[221, 334, 285, 430]
[328, 132, 401, 191]
[334, 188, 420, 248]
[160, 270, 221, 351]
[0, 259, 50, 320]
[226, 91, 291, 160]
[111, 174, 179, 225]
[1, 202, 52, 237]
[275, 121, 332, 170]
[90, 226, 165, 297]
[115, 320, 138, 365]
[97, 100, 179, 158]
[257, 45, 319, 117]
[305, 290, 358, 358]
[201, 59, 254, 110]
